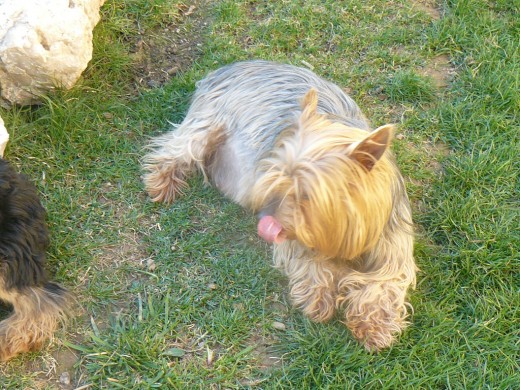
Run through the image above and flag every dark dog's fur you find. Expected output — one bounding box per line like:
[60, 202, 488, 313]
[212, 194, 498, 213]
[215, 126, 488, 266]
[0, 158, 69, 362]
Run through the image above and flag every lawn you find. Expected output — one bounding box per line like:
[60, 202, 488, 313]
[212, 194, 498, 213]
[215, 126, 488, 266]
[0, 0, 518, 388]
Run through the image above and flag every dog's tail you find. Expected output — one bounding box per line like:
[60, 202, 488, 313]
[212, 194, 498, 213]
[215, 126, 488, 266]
[0, 282, 70, 362]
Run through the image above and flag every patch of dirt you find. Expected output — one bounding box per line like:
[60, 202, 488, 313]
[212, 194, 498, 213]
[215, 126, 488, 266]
[130, 2, 209, 89]
[424, 140, 451, 172]
[92, 182, 157, 275]
[408, 1, 455, 90]
[0, 338, 83, 390]
[411, 0, 443, 20]
[28, 348, 80, 390]
[247, 332, 282, 370]
[95, 230, 152, 270]
[235, 330, 282, 387]
[405, 139, 451, 178]
[421, 54, 456, 89]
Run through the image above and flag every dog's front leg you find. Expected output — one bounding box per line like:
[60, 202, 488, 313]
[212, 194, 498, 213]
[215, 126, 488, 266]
[338, 277, 411, 351]
[273, 242, 337, 323]
[337, 231, 416, 351]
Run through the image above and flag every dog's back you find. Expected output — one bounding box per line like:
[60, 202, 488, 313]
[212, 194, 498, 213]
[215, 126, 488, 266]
[0, 159, 50, 288]
[187, 61, 370, 203]
[193, 61, 369, 154]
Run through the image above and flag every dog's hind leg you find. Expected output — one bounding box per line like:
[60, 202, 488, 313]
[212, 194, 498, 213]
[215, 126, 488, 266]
[142, 121, 226, 203]
[0, 281, 69, 362]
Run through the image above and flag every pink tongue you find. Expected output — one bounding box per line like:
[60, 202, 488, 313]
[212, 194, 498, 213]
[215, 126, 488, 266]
[257, 216, 285, 244]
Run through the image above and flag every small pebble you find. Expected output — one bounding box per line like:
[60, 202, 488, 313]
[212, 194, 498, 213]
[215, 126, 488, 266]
[59, 372, 71, 385]
[146, 258, 156, 271]
[166, 66, 179, 75]
[207, 346, 215, 366]
[272, 321, 286, 331]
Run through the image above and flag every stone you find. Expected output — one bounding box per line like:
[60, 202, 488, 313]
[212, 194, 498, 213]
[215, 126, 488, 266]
[0, 115, 8, 157]
[272, 321, 286, 331]
[0, 0, 106, 106]
[59, 371, 71, 386]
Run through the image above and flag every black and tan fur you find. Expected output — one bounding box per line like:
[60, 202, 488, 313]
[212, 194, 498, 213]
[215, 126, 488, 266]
[0, 158, 69, 362]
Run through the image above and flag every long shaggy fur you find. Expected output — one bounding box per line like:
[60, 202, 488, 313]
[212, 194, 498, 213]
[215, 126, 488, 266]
[0, 158, 69, 362]
[142, 61, 417, 351]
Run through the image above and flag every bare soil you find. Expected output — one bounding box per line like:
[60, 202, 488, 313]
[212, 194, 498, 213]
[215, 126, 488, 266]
[130, 3, 207, 89]
[422, 54, 456, 89]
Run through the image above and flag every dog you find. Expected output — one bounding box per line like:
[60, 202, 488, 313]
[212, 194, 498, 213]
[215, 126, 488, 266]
[0, 157, 69, 362]
[142, 60, 417, 351]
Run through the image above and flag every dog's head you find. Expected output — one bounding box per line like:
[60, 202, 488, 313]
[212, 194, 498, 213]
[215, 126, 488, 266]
[253, 89, 398, 259]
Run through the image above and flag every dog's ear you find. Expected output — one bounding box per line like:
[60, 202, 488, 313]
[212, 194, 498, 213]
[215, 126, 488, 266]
[300, 89, 318, 119]
[349, 124, 394, 171]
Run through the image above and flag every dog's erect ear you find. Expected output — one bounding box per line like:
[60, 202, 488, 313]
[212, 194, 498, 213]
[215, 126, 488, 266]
[300, 89, 318, 119]
[349, 124, 394, 171]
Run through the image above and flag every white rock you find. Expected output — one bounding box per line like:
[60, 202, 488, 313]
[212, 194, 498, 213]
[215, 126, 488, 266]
[0, 115, 8, 157]
[0, 0, 106, 106]
[59, 371, 71, 386]
[272, 321, 286, 331]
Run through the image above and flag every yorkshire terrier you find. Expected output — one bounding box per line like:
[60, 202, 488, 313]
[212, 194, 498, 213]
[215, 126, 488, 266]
[142, 61, 417, 351]
[0, 158, 69, 362]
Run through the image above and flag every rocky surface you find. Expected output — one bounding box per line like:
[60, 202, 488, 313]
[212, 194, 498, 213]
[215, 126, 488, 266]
[0, 0, 105, 106]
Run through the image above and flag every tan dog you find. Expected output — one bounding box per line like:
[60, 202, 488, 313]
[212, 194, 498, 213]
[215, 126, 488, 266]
[142, 61, 416, 351]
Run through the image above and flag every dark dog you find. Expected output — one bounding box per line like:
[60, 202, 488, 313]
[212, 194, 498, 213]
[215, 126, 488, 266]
[0, 158, 69, 362]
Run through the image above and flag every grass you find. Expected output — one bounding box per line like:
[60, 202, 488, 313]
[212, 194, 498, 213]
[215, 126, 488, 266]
[1, 0, 518, 388]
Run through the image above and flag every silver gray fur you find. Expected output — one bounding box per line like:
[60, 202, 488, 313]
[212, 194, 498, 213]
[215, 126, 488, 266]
[170, 60, 370, 204]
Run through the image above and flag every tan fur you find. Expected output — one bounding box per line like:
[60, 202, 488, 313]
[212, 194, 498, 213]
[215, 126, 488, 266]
[143, 125, 226, 203]
[251, 91, 396, 260]
[267, 94, 416, 349]
[0, 277, 69, 362]
[142, 61, 417, 351]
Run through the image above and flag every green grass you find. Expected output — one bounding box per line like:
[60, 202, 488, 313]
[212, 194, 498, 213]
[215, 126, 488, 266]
[1, 0, 518, 388]
[386, 70, 437, 104]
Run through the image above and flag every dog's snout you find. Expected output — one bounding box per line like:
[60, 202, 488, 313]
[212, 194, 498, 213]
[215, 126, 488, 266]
[257, 197, 281, 219]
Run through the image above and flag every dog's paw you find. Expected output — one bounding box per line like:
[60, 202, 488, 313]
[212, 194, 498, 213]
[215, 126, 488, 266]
[292, 285, 336, 323]
[143, 164, 187, 203]
[344, 299, 407, 352]
[346, 313, 401, 352]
